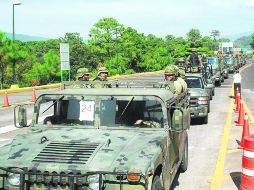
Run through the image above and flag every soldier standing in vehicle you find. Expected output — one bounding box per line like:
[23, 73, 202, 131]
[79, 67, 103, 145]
[76, 68, 90, 81]
[93, 67, 111, 88]
[164, 65, 183, 95]
[74, 68, 91, 88]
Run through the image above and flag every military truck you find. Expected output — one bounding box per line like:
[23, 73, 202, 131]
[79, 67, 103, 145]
[185, 73, 210, 124]
[207, 57, 224, 86]
[0, 81, 189, 190]
[224, 56, 235, 74]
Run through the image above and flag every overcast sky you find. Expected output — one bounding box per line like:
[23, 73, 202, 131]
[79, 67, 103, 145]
[0, 0, 254, 39]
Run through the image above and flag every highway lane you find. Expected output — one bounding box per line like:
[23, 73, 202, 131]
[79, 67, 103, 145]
[0, 64, 253, 190]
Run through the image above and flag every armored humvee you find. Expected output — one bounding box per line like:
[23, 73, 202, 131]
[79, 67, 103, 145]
[0, 81, 189, 190]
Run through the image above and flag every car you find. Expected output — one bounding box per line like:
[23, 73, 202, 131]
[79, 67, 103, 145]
[0, 81, 190, 190]
[185, 73, 210, 124]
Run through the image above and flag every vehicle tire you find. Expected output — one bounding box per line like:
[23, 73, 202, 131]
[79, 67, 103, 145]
[152, 175, 163, 190]
[202, 116, 208, 124]
[210, 93, 213, 100]
[212, 89, 215, 96]
[179, 138, 188, 173]
[208, 101, 210, 113]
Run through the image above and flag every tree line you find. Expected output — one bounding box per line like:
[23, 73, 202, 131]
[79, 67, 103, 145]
[0, 17, 237, 88]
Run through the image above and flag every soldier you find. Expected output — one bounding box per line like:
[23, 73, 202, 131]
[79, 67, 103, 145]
[93, 67, 111, 88]
[186, 48, 201, 67]
[94, 67, 109, 81]
[178, 69, 187, 93]
[164, 65, 183, 95]
[76, 67, 90, 81]
[73, 67, 91, 88]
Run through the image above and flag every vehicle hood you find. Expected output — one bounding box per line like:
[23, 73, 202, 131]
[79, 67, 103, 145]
[188, 88, 208, 97]
[0, 127, 166, 174]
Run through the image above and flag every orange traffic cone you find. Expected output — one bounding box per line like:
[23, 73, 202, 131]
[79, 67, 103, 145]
[238, 114, 250, 149]
[32, 88, 36, 102]
[235, 92, 241, 113]
[3, 90, 10, 107]
[237, 99, 245, 126]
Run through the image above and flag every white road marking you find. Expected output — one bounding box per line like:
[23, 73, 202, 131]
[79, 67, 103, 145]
[0, 124, 17, 134]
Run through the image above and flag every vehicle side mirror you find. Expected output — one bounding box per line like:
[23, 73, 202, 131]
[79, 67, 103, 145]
[14, 105, 28, 128]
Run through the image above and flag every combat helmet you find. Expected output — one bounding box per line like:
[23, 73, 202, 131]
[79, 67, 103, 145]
[76, 67, 89, 80]
[97, 67, 108, 76]
[164, 65, 179, 75]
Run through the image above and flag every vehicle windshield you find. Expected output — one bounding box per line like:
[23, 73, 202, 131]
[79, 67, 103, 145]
[208, 58, 219, 68]
[185, 76, 204, 89]
[224, 57, 233, 64]
[36, 95, 164, 128]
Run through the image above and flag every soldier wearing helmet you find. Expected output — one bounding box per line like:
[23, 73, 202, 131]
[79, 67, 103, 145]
[164, 65, 183, 95]
[178, 69, 187, 93]
[76, 68, 90, 81]
[94, 67, 109, 81]
[93, 67, 111, 88]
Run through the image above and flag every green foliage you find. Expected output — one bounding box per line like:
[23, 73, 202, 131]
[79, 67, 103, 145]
[0, 18, 223, 88]
[23, 50, 60, 86]
[251, 33, 254, 50]
[186, 29, 202, 47]
[234, 35, 252, 48]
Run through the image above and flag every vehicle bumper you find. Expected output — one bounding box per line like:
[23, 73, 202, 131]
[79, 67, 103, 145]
[0, 168, 149, 190]
[190, 105, 208, 118]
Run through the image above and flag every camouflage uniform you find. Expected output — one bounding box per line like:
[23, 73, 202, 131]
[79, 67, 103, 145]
[76, 68, 90, 81]
[73, 67, 91, 88]
[178, 69, 187, 92]
[92, 67, 111, 88]
[186, 49, 202, 67]
[164, 65, 183, 96]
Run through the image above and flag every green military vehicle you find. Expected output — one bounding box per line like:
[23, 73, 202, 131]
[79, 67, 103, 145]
[0, 81, 189, 190]
[185, 73, 210, 124]
[223, 56, 235, 74]
[207, 57, 224, 86]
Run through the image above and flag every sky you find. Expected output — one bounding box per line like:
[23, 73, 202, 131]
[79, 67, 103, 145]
[0, 0, 254, 39]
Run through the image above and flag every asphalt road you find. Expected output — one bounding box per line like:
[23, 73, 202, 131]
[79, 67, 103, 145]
[0, 62, 253, 190]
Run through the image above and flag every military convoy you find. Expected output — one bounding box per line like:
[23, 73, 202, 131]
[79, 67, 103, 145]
[0, 48, 249, 190]
[0, 77, 190, 190]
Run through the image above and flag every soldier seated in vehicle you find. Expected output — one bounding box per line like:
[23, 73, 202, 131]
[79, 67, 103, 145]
[134, 119, 161, 128]
[43, 116, 54, 126]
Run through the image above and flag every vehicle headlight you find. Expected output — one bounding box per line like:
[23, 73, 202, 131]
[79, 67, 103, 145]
[8, 173, 21, 186]
[88, 174, 100, 190]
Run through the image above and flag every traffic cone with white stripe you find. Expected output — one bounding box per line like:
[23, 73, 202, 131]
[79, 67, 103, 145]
[240, 134, 254, 190]
[237, 100, 245, 126]
[238, 114, 250, 149]
[3, 90, 10, 107]
[32, 88, 36, 102]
